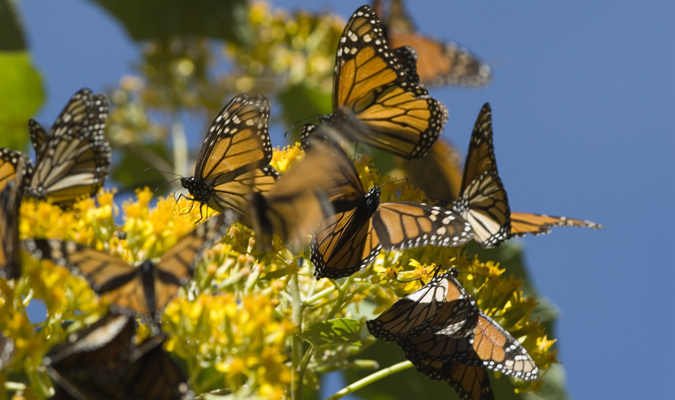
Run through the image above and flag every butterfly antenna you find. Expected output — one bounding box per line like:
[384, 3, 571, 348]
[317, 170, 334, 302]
[378, 177, 408, 191]
[283, 114, 322, 138]
[154, 177, 182, 192]
[144, 168, 184, 178]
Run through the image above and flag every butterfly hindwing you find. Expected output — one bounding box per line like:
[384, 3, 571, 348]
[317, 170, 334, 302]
[0, 159, 26, 280]
[410, 359, 494, 400]
[372, 202, 473, 250]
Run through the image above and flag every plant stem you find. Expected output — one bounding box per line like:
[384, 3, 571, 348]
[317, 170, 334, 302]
[324, 361, 413, 400]
[304, 286, 336, 305]
[171, 113, 188, 177]
[290, 273, 303, 400]
[326, 276, 353, 320]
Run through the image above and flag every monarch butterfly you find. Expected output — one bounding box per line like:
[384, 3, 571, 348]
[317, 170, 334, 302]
[399, 312, 539, 380]
[24, 88, 111, 207]
[367, 269, 478, 341]
[300, 5, 448, 160]
[23, 212, 234, 327]
[247, 141, 345, 251]
[0, 149, 32, 193]
[0, 158, 26, 280]
[409, 359, 494, 400]
[310, 140, 473, 279]
[46, 313, 192, 400]
[180, 93, 279, 225]
[372, 0, 491, 88]
[452, 103, 602, 247]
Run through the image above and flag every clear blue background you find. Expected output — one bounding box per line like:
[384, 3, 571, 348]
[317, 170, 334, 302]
[18, 1, 675, 399]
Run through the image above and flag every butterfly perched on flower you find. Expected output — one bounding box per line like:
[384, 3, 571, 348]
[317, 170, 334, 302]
[309, 137, 473, 279]
[180, 93, 279, 225]
[46, 313, 192, 400]
[373, 0, 491, 88]
[24, 88, 111, 207]
[300, 5, 448, 160]
[452, 103, 602, 248]
[23, 212, 234, 329]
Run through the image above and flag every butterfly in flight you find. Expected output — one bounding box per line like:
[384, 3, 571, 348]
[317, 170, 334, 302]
[367, 269, 478, 341]
[180, 93, 279, 225]
[247, 141, 347, 251]
[23, 212, 234, 329]
[300, 5, 448, 160]
[451, 103, 602, 248]
[46, 313, 192, 400]
[0, 156, 27, 280]
[24, 88, 111, 208]
[310, 139, 473, 279]
[372, 0, 491, 88]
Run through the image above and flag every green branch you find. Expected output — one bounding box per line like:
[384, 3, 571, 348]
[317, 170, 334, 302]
[325, 361, 413, 400]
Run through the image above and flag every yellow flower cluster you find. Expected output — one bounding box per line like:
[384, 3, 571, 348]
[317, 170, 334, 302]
[163, 293, 294, 400]
[1, 145, 559, 399]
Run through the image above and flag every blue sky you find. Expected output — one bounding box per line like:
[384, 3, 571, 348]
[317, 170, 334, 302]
[18, 1, 675, 399]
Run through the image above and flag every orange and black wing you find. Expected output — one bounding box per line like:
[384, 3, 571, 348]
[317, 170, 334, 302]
[376, 0, 491, 88]
[27, 89, 111, 207]
[322, 5, 446, 159]
[372, 202, 473, 251]
[400, 137, 464, 207]
[0, 148, 33, 192]
[311, 203, 381, 279]
[182, 93, 278, 222]
[392, 46, 420, 84]
[0, 157, 27, 280]
[367, 270, 478, 341]
[410, 359, 494, 400]
[510, 212, 603, 238]
[453, 103, 510, 247]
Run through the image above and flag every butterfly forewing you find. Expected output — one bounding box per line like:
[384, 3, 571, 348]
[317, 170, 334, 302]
[509, 212, 603, 238]
[0, 161, 25, 280]
[195, 94, 272, 182]
[373, 202, 473, 250]
[311, 207, 382, 279]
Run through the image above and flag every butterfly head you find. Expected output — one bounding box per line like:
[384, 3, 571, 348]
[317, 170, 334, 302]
[365, 187, 382, 214]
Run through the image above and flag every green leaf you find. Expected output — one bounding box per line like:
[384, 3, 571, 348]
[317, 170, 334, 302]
[86, 0, 252, 45]
[0, 0, 26, 51]
[300, 318, 362, 346]
[0, 51, 43, 149]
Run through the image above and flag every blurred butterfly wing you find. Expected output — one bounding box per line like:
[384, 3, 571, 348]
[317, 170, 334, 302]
[28, 90, 110, 207]
[23, 239, 153, 319]
[454, 104, 510, 247]
[380, 0, 491, 88]
[122, 337, 192, 400]
[311, 206, 381, 279]
[510, 211, 603, 237]
[411, 359, 494, 400]
[367, 272, 477, 341]
[400, 137, 463, 207]
[399, 332, 474, 362]
[194, 94, 273, 182]
[155, 212, 234, 308]
[388, 32, 491, 88]
[0, 162, 25, 280]
[470, 313, 539, 380]
[203, 165, 279, 224]
[373, 202, 473, 250]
